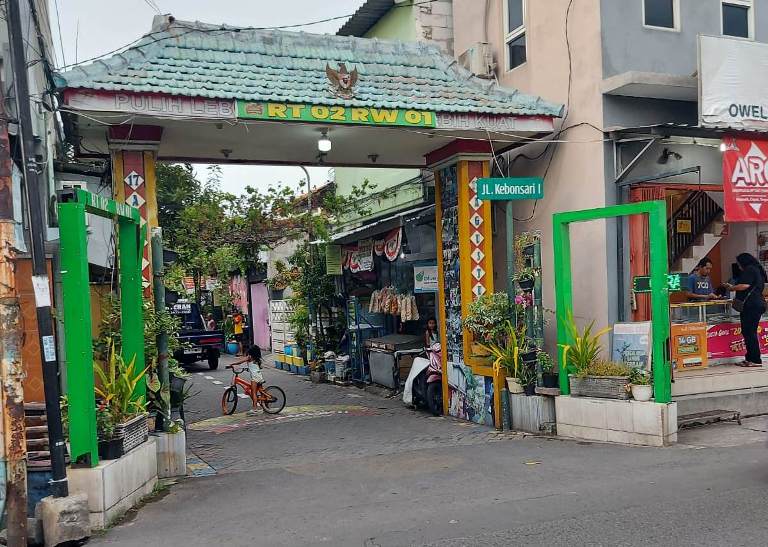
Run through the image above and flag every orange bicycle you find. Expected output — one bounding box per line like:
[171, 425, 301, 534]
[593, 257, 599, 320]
[221, 364, 286, 415]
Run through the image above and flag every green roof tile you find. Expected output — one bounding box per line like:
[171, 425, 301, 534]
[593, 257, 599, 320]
[57, 18, 563, 117]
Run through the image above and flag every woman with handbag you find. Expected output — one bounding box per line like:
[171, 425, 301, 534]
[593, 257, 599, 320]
[725, 253, 768, 367]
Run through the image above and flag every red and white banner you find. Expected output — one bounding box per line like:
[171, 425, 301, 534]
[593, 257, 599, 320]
[383, 228, 402, 262]
[722, 137, 768, 222]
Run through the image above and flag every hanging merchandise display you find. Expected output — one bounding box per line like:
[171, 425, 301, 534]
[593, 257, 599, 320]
[368, 287, 420, 322]
[374, 239, 385, 256]
[383, 228, 402, 261]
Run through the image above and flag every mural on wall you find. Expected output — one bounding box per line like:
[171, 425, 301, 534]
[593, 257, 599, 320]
[439, 165, 493, 426]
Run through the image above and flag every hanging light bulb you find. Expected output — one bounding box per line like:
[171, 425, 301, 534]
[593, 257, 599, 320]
[719, 141, 727, 152]
[318, 129, 332, 153]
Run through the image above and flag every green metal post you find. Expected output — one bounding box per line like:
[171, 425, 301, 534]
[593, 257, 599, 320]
[648, 202, 671, 403]
[119, 218, 146, 400]
[151, 228, 170, 430]
[59, 202, 98, 466]
[552, 215, 573, 395]
[506, 202, 516, 315]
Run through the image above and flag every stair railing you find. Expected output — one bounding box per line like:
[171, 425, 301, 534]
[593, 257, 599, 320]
[668, 191, 723, 268]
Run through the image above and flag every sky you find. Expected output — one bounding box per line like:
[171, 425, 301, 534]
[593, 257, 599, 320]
[49, 0, 365, 195]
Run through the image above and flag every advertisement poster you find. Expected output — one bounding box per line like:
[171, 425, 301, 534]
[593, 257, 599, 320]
[413, 265, 438, 293]
[722, 137, 768, 222]
[671, 322, 708, 370]
[707, 321, 768, 360]
[611, 322, 652, 370]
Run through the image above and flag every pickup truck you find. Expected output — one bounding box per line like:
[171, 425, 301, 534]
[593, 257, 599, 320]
[168, 301, 224, 370]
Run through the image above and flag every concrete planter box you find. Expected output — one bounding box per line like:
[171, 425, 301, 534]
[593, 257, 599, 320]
[569, 375, 630, 400]
[509, 394, 556, 434]
[68, 437, 158, 529]
[556, 396, 677, 447]
[155, 430, 187, 478]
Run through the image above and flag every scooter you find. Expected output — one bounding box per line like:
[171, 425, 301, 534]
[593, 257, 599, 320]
[403, 343, 443, 416]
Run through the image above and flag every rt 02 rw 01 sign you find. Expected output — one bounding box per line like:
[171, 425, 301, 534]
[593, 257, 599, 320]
[722, 137, 768, 222]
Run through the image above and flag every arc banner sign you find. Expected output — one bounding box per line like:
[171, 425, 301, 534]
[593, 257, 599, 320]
[722, 137, 768, 221]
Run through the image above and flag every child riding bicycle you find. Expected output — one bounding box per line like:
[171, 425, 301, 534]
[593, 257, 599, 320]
[231, 346, 263, 411]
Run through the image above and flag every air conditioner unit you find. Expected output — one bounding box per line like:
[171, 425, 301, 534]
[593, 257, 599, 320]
[458, 42, 495, 79]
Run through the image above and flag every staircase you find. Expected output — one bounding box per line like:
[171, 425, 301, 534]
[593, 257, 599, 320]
[668, 192, 724, 272]
[25, 402, 52, 468]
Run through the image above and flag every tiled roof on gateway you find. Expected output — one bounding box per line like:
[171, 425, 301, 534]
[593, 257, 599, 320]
[56, 15, 563, 118]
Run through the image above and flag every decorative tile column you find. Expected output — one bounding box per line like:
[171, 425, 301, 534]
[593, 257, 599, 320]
[109, 126, 162, 297]
[428, 142, 501, 428]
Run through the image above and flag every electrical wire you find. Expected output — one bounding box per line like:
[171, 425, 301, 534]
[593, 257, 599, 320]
[53, 0, 66, 68]
[143, 0, 161, 15]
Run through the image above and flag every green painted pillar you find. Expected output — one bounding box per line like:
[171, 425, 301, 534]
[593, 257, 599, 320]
[59, 202, 98, 466]
[119, 219, 146, 400]
[553, 218, 573, 395]
[648, 204, 671, 403]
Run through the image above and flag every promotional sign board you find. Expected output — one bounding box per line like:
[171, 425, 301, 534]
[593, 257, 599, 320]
[611, 322, 652, 370]
[722, 137, 768, 221]
[413, 265, 439, 293]
[700, 35, 768, 130]
[475, 177, 544, 200]
[708, 320, 768, 360]
[632, 273, 686, 293]
[671, 322, 708, 370]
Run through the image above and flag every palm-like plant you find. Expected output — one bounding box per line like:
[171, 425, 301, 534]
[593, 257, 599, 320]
[94, 342, 149, 423]
[477, 321, 522, 379]
[558, 311, 612, 376]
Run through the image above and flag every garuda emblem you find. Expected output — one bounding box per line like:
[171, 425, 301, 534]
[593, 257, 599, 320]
[326, 63, 359, 99]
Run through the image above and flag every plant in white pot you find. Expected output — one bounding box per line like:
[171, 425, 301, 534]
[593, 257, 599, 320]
[629, 368, 653, 402]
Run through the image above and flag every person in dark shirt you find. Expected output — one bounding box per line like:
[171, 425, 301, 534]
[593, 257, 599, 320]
[685, 257, 718, 302]
[725, 253, 768, 367]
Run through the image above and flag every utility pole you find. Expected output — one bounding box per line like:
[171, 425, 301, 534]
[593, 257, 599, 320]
[7, 0, 68, 498]
[0, 68, 28, 547]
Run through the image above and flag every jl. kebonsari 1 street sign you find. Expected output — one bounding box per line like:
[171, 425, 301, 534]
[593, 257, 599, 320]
[476, 177, 544, 200]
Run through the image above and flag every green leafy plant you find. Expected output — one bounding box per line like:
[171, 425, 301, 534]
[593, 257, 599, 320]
[94, 343, 149, 424]
[629, 367, 652, 385]
[463, 293, 513, 344]
[537, 351, 554, 373]
[514, 266, 537, 283]
[583, 360, 631, 378]
[559, 312, 613, 376]
[96, 403, 116, 441]
[477, 321, 522, 379]
[60, 396, 69, 438]
[518, 363, 537, 387]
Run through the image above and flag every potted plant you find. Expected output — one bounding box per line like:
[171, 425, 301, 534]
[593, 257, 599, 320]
[538, 351, 558, 388]
[463, 293, 512, 351]
[477, 321, 525, 393]
[519, 364, 537, 396]
[515, 232, 539, 259]
[515, 267, 537, 291]
[560, 313, 630, 399]
[96, 403, 122, 460]
[95, 345, 150, 454]
[629, 368, 653, 401]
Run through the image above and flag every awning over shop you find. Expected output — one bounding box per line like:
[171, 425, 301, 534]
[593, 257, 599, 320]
[326, 204, 434, 245]
[55, 15, 563, 167]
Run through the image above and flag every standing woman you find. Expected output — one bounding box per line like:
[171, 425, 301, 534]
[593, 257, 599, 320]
[726, 253, 768, 367]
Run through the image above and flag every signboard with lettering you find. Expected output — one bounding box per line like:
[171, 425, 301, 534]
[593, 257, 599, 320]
[722, 136, 768, 221]
[612, 322, 652, 370]
[477, 177, 544, 201]
[671, 322, 708, 370]
[237, 101, 436, 127]
[700, 35, 768, 130]
[414, 265, 439, 293]
[64, 89, 236, 119]
[475, 177, 544, 200]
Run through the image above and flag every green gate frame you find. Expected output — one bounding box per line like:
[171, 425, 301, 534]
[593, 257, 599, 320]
[58, 189, 145, 467]
[553, 200, 671, 403]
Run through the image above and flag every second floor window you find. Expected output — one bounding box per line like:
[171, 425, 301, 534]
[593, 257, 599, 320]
[505, 0, 526, 71]
[643, 0, 677, 30]
[722, 0, 752, 38]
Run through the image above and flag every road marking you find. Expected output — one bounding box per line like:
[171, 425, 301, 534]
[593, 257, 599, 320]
[237, 394, 250, 399]
[204, 376, 214, 380]
[196, 372, 204, 376]
[212, 380, 223, 385]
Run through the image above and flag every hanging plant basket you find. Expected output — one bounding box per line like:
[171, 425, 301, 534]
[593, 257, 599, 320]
[517, 278, 535, 291]
[522, 245, 535, 257]
[114, 413, 149, 454]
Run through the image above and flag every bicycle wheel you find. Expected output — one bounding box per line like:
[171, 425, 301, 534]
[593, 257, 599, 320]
[221, 386, 239, 415]
[261, 385, 286, 414]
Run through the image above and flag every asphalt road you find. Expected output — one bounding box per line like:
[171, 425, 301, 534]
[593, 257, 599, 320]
[91, 354, 768, 547]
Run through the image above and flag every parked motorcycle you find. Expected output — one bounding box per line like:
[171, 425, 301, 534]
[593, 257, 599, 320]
[403, 343, 443, 416]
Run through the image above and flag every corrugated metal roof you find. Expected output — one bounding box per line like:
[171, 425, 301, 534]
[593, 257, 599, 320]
[56, 17, 563, 117]
[337, 0, 395, 37]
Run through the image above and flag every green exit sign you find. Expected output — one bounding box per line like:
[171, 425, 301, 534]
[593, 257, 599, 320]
[476, 177, 544, 200]
[633, 273, 686, 293]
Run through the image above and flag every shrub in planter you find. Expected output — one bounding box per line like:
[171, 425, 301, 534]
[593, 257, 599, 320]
[463, 293, 513, 346]
[538, 352, 559, 388]
[515, 267, 538, 292]
[569, 360, 632, 400]
[477, 321, 525, 389]
[629, 368, 653, 401]
[519, 365, 537, 396]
